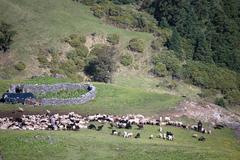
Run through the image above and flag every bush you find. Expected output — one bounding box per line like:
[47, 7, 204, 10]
[152, 52, 181, 74]
[68, 34, 86, 48]
[37, 55, 49, 66]
[215, 98, 226, 108]
[181, 61, 238, 91]
[151, 63, 167, 77]
[107, 34, 120, 45]
[0, 22, 16, 52]
[14, 61, 26, 71]
[90, 44, 108, 56]
[128, 38, 145, 52]
[151, 38, 163, 51]
[225, 90, 240, 105]
[120, 54, 133, 66]
[91, 5, 106, 18]
[85, 47, 117, 83]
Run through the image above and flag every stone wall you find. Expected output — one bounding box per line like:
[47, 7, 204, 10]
[9, 83, 96, 106]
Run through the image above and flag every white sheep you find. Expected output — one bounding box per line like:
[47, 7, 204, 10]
[167, 135, 173, 141]
[192, 134, 198, 138]
[207, 130, 212, 134]
[164, 117, 171, 122]
[127, 132, 133, 138]
[159, 127, 163, 132]
[149, 134, 154, 139]
[159, 133, 163, 139]
[163, 133, 167, 139]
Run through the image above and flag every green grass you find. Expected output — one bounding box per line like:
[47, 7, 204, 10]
[37, 89, 88, 99]
[0, 82, 181, 115]
[0, 0, 152, 61]
[0, 125, 239, 160]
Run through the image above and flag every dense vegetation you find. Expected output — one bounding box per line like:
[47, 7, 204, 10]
[0, 22, 16, 53]
[143, 0, 240, 73]
[0, 125, 239, 160]
[84, 46, 117, 83]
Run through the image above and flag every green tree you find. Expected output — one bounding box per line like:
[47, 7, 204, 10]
[165, 29, 182, 59]
[0, 22, 16, 53]
[84, 47, 117, 83]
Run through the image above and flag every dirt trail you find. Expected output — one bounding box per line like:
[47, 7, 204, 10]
[172, 100, 240, 138]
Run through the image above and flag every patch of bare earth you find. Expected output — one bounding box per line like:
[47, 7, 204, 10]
[172, 100, 240, 138]
[85, 34, 109, 51]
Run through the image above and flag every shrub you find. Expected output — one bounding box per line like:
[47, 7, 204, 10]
[107, 34, 120, 45]
[181, 61, 238, 91]
[91, 5, 106, 18]
[90, 44, 109, 56]
[225, 90, 240, 105]
[81, 0, 96, 6]
[152, 52, 181, 74]
[128, 38, 145, 53]
[120, 54, 133, 66]
[37, 55, 49, 66]
[215, 98, 226, 108]
[85, 47, 117, 83]
[151, 38, 163, 51]
[68, 34, 86, 48]
[0, 22, 16, 53]
[14, 61, 26, 71]
[151, 63, 167, 77]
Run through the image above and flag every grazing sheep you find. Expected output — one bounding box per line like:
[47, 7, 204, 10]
[88, 124, 97, 130]
[123, 131, 133, 138]
[192, 134, 198, 138]
[117, 131, 122, 136]
[191, 125, 198, 131]
[125, 122, 132, 129]
[214, 124, 224, 129]
[46, 109, 50, 115]
[198, 136, 206, 141]
[123, 131, 129, 138]
[127, 132, 133, 138]
[167, 135, 174, 141]
[111, 129, 117, 135]
[109, 123, 114, 129]
[136, 123, 144, 130]
[166, 131, 174, 141]
[96, 125, 104, 131]
[164, 117, 171, 122]
[149, 134, 154, 139]
[159, 127, 163, 132]
[207, 130, 212, 134]
[135, 133, 141, 139]
[159, 117, 162, 122]
[18, 107, 24, 112]
[163, 133, 167, 139]
[158, 133, 163, 139]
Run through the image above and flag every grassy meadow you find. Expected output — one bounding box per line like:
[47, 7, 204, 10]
[0, 124, 239, 160]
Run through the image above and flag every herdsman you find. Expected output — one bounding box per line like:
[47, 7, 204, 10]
[198, 121, 203, 132]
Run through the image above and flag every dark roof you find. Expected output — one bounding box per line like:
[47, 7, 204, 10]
[1, 92, 35, 103]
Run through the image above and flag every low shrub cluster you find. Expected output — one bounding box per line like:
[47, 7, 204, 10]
[120, 54, 133, 66]
[88, 1, 158, 32]
[14, 61, 26, 71]
[85, 46, 117, 83]
[107, 34, 120, 45]
[128, 38, 145, 53]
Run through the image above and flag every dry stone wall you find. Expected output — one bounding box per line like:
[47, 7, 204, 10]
[9, 83, 96, 106]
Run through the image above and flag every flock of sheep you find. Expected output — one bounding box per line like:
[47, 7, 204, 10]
[0, 111, 216, 142]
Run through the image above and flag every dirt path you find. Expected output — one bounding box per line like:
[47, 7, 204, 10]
[172, 100, 240, 138]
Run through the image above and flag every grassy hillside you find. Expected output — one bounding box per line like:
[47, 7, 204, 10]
[0, 0, 152, 59]
[0, 125, 239, 160]
[0, 77, 181, 115]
